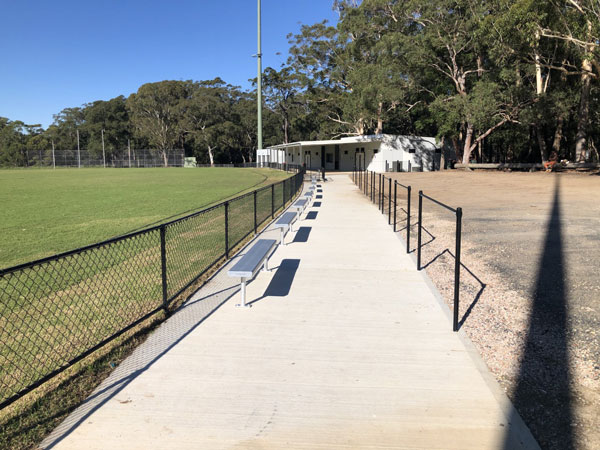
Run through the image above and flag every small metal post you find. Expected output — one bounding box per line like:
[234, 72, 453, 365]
[271, 184, 275, 218]
[417, 191, 423, 270]
[254, 190, 257, 234]
[393, 181, 397, 232]
[160, 225, 168, 314]
[453, 207, 463, 332]
[388, 177, 392, 224]
[224, 202, 229, 259]
[407, 186, 412, 254]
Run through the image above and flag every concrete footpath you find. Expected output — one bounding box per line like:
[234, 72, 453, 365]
[41, 174, 539, 449]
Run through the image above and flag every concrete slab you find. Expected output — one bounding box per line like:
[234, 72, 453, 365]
[42, 175, 538, 450]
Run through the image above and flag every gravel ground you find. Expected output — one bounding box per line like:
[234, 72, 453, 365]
[368, 170, 599, 450]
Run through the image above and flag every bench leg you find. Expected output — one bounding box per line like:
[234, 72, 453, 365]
[263, 258, 269, 272]
[236, 278, 250, 308]
[280, 228, 284, 245]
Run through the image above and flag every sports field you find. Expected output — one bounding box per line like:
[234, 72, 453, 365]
[0, 167, 288, 269]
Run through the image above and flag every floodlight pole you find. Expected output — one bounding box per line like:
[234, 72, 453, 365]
[76, 129, 81, 168]
[51, 140, 56, 169]
[101, 129, 106, 168]
[257, 0, 263, 152]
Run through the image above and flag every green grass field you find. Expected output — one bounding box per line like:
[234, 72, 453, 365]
[0, 167, 288, 269]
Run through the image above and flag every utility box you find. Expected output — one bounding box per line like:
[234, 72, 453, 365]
[184, 157, 197, 168]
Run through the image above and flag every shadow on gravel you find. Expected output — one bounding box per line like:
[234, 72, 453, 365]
[420, 248, 487, 330]
[503, 179, 575, 449]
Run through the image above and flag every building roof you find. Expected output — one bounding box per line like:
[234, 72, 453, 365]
[267, 134, 437, 150]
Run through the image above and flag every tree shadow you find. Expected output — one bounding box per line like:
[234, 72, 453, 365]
[503, 178, 575, 449]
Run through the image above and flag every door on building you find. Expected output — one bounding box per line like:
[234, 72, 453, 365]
[334, 145, 340, 170]
[304, 151, 311, 169]
[355, 150, 365, 172]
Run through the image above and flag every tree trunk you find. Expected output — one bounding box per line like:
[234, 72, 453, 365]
[283, 116, 289, 144]
[162, 150, 168, 167]
[461, 122, 474, 164]
[575, 56, 592, 161]
[534, 124, 549, 164]
[207, 145, 215, 167]
[375, 102, 384, 134]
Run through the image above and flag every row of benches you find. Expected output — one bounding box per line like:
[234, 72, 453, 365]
[227, 175, 322, 307]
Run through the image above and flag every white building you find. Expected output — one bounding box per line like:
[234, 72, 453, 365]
[256, 134, 444, 173]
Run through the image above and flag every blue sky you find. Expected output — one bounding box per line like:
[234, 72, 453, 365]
[0, 1, 338, 128]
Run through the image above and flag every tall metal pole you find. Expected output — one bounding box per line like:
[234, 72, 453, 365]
[51, 140, 56, 169]
[76, 129, 81, 168]
[101, 129, 106, 168]
[257, 0, 263, 151]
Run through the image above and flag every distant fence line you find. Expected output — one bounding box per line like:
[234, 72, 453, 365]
[0, 164, 304, 410]
[5, 148, 185, 168]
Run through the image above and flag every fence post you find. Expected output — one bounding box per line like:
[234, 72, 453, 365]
[271, 184, 275, 218]
[371, 171, 374, 203]
[388, 177, 392, 224]
[254, 190, 257, 234]
[225, 202, 229, 259]
[417, 191, 422, 270]
[282, 179, 285, 206]
[393, 181, 397, 232]
[160, 225, 168, 314]
[453, 207, 463, 332]
[407, 186, 411, 254]
[379, 174, 382, 211]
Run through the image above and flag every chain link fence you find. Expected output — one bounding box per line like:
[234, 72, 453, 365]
[0, 165, 304, 409]
[11, 149, 184, 168]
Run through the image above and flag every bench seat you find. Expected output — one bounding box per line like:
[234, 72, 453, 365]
[227, 238, 277, 307]
[272, 211, 297, 244]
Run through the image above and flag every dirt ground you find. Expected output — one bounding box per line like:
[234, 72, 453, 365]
[380, 170, 600, 450]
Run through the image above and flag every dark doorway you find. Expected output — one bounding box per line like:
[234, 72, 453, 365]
[334, 145, 340, 170]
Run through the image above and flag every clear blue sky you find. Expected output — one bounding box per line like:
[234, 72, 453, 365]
[0, 1, 338, 128]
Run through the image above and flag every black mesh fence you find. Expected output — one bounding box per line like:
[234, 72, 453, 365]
[0, 167, 304, 409]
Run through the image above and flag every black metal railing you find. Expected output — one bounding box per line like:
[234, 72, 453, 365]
[0, 166, 305, 410]
[351, 167, 463, 332]
[417, 192, 463, 332]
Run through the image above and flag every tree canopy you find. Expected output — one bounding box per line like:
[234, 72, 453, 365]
[2, 0, 599, 166]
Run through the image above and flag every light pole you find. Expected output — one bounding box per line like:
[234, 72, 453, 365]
[257, 0, 262, 152]
[76, 129, 81, 168]
[101, 129, 106, 168]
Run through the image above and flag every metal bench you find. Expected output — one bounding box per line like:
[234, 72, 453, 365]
[291, 199, 307, 213]
[272, 211, 297, 245]
[227, 239, 277, 307]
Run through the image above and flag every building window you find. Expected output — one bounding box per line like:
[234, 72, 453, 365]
[408, 148, 416, 154]
[316, 152, 319, 156]
[373, 149, 379, 154]
[435, 148, 442, 153]
[344, 150, 348, 155]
